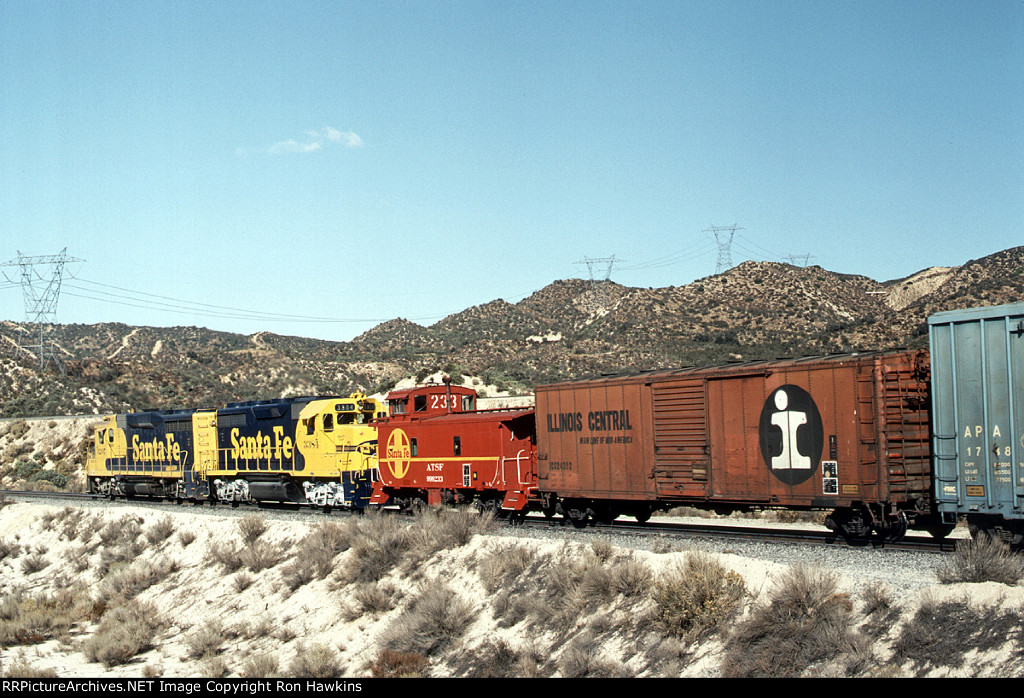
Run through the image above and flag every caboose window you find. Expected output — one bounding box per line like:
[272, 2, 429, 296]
[411, 438, 418, 457]
[462, 395, 475, 411]
[453, 436, 461, 456]
[414, 395, 427, 412]
[390, 400, 406, 414]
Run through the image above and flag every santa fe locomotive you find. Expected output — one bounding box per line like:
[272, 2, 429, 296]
[86, 392, 385, 510]
[85, 301, 1024, 544]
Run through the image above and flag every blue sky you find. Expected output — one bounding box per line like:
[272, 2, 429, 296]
[1, 1, 1021, 342]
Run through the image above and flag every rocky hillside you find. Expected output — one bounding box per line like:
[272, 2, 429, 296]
[1, 246, 1023, 417]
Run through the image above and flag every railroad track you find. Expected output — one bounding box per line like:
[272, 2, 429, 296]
[0, 488, 963, 553]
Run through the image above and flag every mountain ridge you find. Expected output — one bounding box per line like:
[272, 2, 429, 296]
[1, 246, 1022, 417]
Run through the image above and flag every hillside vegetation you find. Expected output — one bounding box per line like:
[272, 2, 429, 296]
[1, 246, 1023, 417]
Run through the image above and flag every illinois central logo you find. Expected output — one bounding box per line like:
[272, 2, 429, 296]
[385, 429, 412, 479]
[758, 385, 823, 485]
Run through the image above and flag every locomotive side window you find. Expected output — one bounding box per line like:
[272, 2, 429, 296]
[453, 436, 461, 456]
[323, 414, 334, 432]
[305, 418, 315, 435]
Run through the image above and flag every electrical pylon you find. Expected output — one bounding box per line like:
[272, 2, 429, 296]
[1, 248, 83, 373]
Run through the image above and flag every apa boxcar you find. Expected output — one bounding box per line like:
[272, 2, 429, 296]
[536, 350, 941, 540]
[929, 301, 1024, 542]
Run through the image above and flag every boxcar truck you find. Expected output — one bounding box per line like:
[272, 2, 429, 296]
[929, 301, 1024, 544]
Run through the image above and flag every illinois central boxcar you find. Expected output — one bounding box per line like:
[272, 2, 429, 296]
[535, 350, 942, 541]
[371, 381, 537, 513]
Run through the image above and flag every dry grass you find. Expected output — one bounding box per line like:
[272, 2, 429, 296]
[368, 649, 430, 678]
[652, 551, 745, 641]
[380, 584, 476, 657]
[0, 587, 94, 647]
[239, 652, 279, 678]
[721, 564, 864, 678]
[891, 592, 1022, 676]
[282, 521, 353, 590]
[289, 642, 342, 678]
[81, 599, 166, 668]
[937, 533, 1024, 585]
[185, 620, 227, 660]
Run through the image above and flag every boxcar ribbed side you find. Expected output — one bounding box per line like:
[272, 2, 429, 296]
[536, 350, 940, 540]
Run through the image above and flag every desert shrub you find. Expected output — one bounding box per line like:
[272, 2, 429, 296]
[402, 507, 496, 570]
[240, 652, 279, 678]
[368, 649, 430, 678]
[237, 515, 268, 547]
[97, 559, 178, 605]
[380, 584, 476, 656]
[282, 521, 351, 591]
[145, 517, 177, 545]
[891, 592, 1022, 676]
[859, 581, 900, 640]
[344, 581, 401, 620]
[185, 620, 227, 659]
[558, 632, 630, 678]
[652, 552, 745, 641]
[289, 642, 341, 678]
[233, 571, 255, 593]
[721, 564, 863, 678]
[611, 555, 654, 599]
[341, 512, 416, 584]
[937, 534, 1024, 585]
[452, 638, 529, 678]
[81, 600, 165, 668]
[0, 539, 22, 561]
[479, 543, 537, 594]
[207, 538, 286, 574]
[178, 530, 196, 547]
[0, 587, 91, 646]
[19, 553, 49, 575]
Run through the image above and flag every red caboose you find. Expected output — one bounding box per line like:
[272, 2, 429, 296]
[370, 381, 538, 514]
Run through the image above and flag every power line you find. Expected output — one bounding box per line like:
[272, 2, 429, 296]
[704, 224, 743, 274]
[574, 255, 623, 314]
[1, 248, 84, 373]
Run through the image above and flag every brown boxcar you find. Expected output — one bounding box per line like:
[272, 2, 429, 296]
[535, 350, 941, 540]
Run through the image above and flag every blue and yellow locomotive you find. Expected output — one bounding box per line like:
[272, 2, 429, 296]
[85, 393, 385, 509]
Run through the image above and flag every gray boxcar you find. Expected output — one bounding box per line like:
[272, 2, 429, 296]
[929, 301, 1024, 542]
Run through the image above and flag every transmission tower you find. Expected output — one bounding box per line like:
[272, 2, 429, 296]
[704, 225, 743, 274]
[785, 254, 816, 267]
[574, 255, 623, 314]
[1, 248, 84, 373]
